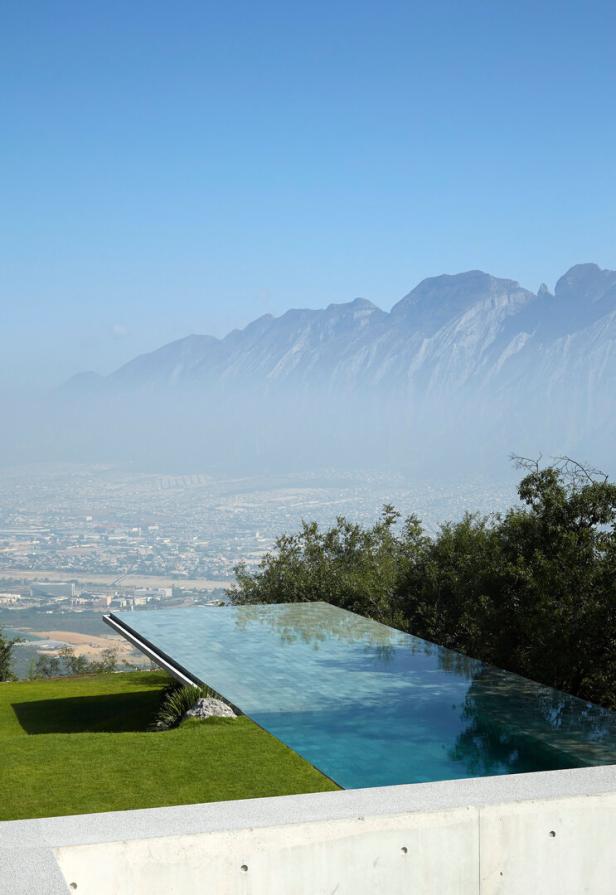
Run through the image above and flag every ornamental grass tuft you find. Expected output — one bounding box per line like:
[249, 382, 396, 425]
[154, 681, 219, 729]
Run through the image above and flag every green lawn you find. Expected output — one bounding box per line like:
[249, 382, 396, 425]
[0, 671, 337, 821]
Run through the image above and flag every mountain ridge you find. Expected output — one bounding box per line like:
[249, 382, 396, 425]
[62, 263, 616, 405]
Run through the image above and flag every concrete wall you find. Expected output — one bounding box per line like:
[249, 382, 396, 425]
[2, 765, 616, 894]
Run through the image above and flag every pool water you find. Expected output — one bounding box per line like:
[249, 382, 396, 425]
[109, 602, 616, 789]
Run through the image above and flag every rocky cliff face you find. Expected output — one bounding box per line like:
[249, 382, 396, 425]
[67, 263, 615, 404]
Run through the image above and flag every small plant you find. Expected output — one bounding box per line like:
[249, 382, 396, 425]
[0, 626, 22, 682]
[154, 681, 218, 730]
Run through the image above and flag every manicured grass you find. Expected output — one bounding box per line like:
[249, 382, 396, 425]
[0, 672, 338, 821]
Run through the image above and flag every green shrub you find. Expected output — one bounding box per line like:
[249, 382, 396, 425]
[0, 626, 22, 682]
[154, 681, 218, 730]
[29, 647, 123, 679]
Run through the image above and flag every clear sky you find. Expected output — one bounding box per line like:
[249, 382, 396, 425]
[2, 0, 615, 388]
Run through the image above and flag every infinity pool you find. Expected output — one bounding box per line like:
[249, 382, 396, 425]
[106, 603, 616, 789]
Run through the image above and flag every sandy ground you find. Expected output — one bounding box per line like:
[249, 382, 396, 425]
[33, 629, 143, 662]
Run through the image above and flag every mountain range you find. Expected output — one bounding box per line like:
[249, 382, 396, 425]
[56, 262, 616, 471]
[66, 262, 616, 403]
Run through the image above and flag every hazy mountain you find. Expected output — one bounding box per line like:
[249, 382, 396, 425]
[66, 263, 616, 400]
[51, 262, 615, 474]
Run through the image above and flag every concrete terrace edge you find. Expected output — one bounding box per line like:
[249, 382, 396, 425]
[2, 764, 616, 893]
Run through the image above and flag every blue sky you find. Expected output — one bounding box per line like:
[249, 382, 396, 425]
[1, 0, 615, 387]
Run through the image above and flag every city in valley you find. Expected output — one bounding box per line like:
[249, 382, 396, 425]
[0, 463, 516, 676]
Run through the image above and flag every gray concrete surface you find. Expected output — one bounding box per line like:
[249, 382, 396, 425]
[2, 765, 616, 893]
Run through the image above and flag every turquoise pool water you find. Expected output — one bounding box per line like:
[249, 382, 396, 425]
[110, 603, 616, 789]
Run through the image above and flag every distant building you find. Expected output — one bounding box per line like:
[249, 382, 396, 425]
[133, 586, 172, 600]
[30, 581, 76, 599]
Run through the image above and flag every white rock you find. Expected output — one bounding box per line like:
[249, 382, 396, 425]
[185, 697, 236, 720]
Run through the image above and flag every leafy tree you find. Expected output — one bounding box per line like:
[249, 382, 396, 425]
[399, 458, 616, 706]
[228, 506, 421, 628]
[30, 653, 62, 679]
[59, 647, 90, 675]
[229, 459, 616, 710]
[29, 647, 121, 679]
[396, 512, 502, 658]
[0, 626, 22, 681]
[493, 458, 616, 704]
[94, 647, 119, 673]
